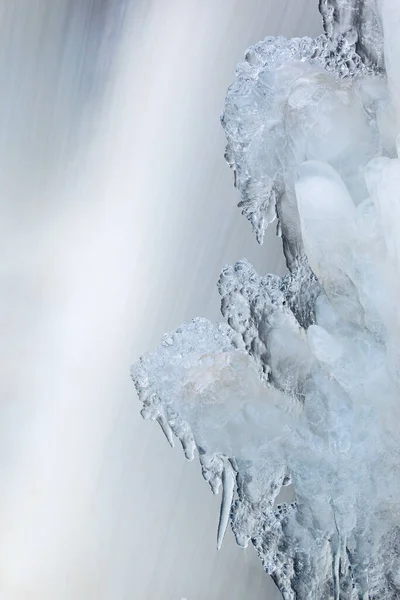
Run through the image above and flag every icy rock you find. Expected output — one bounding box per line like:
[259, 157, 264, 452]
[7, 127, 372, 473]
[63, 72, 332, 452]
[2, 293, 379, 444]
[131, 1, 400, 598]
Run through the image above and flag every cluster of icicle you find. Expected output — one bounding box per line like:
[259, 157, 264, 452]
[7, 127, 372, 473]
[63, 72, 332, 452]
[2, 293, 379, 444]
[131, 1, 400, 597]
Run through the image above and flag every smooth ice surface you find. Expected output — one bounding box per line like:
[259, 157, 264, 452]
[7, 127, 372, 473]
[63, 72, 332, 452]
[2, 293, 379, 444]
[132, 0, 400, 598]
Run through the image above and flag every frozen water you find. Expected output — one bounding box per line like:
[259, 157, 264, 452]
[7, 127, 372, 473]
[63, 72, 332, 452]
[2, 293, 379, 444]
[131, 1, 400, 598]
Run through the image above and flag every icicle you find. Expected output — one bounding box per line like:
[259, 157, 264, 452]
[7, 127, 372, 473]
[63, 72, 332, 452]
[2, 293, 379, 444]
[217, 461, 236, 550]
[156, 414, 174, 448]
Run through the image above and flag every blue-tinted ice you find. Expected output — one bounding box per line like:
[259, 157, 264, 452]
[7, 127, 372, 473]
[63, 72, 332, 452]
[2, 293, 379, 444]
[131, 1, 400, 597]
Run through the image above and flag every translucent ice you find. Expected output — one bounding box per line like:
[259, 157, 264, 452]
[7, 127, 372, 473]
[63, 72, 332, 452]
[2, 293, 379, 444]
[131, 1, 400, 598]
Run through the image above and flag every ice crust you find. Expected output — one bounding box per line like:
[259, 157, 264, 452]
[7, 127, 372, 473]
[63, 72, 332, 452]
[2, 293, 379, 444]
[131, 1, 400, 598]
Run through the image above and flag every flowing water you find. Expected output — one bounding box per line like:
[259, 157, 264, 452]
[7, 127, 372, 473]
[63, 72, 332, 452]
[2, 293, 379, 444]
[1, 2, 321, 598]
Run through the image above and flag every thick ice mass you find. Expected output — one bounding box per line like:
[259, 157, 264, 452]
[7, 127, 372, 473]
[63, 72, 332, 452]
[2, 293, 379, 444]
[131, 1, 400, 598]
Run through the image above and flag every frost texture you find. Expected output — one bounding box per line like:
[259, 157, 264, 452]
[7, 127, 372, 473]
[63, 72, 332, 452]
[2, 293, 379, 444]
[131, 1, 400, 598]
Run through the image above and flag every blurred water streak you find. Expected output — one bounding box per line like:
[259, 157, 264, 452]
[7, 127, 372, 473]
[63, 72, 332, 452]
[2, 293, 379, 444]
[1, 2, 321, 598]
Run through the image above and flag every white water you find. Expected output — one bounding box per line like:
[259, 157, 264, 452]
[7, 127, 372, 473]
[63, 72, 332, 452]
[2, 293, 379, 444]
[0, 2, 321, 598]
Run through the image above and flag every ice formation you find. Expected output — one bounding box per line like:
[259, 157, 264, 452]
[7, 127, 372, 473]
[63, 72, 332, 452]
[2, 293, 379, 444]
[131, 1, 400, 597]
